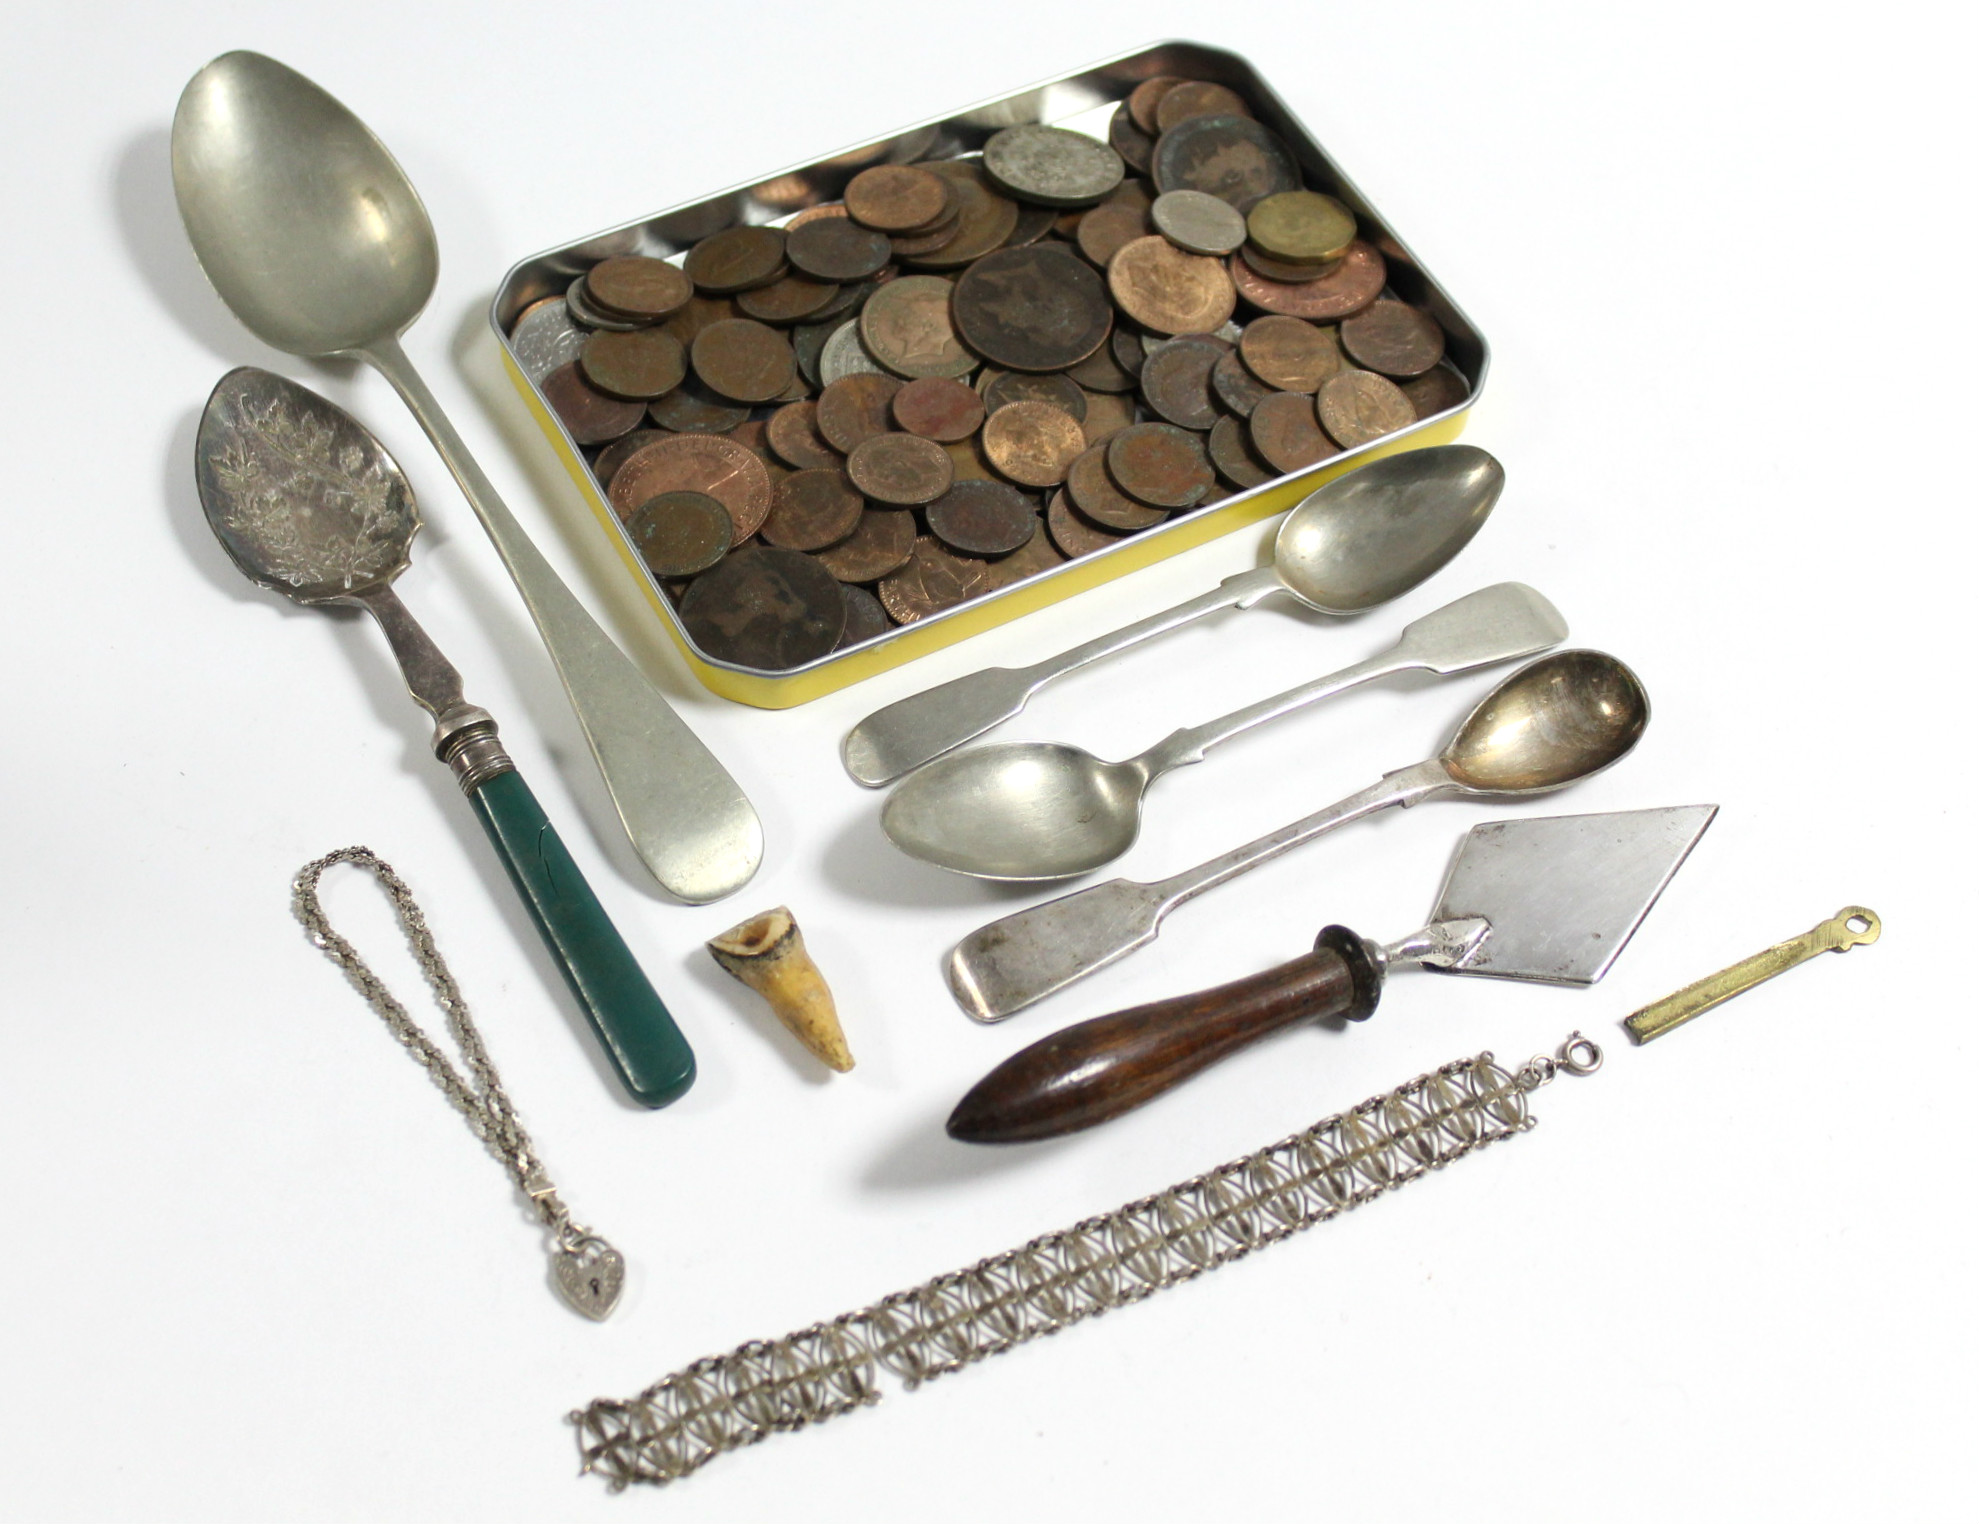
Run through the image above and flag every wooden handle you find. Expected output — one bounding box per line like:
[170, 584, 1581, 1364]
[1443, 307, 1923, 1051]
[947, 928, 1381, 1143]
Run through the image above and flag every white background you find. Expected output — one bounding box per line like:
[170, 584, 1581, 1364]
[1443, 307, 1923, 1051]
[2, 3, 1970, 1519]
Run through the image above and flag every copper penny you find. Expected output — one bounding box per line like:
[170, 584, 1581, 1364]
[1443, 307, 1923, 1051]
[1207, 414, 1275, 490]
[1002, 202, 1059, 249]
[1151, 116, 1300, 211]
[1154, 81, 1253, 132]
[594, 428, 665, 488]
[812, 505, 917, 583]
[1128, 77, 1186, 131]
[1046, 489, 1129, 558]
[762, 468, 865, 551]
[736, 274, 841, 326]
[1108, 236, 1237, 336]
[878, 535, 993, 624]
[846, 433, 953, 506]
[609, 433, 773, 544]
[1240, 243, 1340, 284]
[1067, 336, 1137, 393]
[765, 400, 842, 469]
[690, 319, 796, 404]
[888, 210, 963, 258]
[1138, 338, 1222, 430]
[1249, 391, 1339, 473]
[892, 376, 985, 440]
[845, 165, 950, 233]
[984, 370, 1087, 421]
[982, 401, 1086, 488]
[728, 419, 771, 458]
[859, 274, 974, 380]
[943, 433, 997, 483]
[626, 491, 733, 578]
[835, 583, 891, 648]
[1075, 198, 1152, 268]
[579, 327, 687, 400]
[785, 203, 851, 231]
[1067, 444, 1166, 531]
[1338, 299, 1446, 378]
[679, 545, 844, 670]
[815, 372, 903, 453]
[1229, 240, 1386, 321]
[648, 380, 749, 435]
[540, 362, 646, 444]
[909, 163, 1021, 269]
[563, 274, 645, 332]
[1105, 421, 1213, 508]
[585, 257, 693, 321]
[952, 244, 1112, 372]
[683, 226, 789, 294]
[1079, 390, 1137, 448]
[1210, 348, 1273, 417]
[1402, 365, 1470, 420]
[786, 217, 893, 282]
[1107, 105, 1154, 176]
[1239, 316, 1344, 393]
[793, 320, 841, 390]
[983, 525, 1067, 588]
[662, 295, 741, 350]
[1109, 325, 1148, 379]
[1317, 371, 1417, 448]
[1246, 192, 1357, 265]
[925, 479, 1039, 556]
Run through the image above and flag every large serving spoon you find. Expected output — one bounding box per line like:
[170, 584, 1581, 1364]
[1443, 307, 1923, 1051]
[171, 50, 760, 904]
[196, 367, 693, 1108]
[842, 444, 1505, 786]
[944, 650, 1650, 1022]
[883, 582, 1567, 880]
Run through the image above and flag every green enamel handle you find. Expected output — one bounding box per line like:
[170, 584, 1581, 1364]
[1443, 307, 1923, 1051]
[467, 768, 696, 1108]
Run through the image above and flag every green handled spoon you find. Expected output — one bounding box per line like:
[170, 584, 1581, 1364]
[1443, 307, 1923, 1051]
[196, 367, 693, 1108]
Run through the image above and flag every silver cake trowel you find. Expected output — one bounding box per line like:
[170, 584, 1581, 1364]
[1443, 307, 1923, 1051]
[948, 805, 1716, 1143]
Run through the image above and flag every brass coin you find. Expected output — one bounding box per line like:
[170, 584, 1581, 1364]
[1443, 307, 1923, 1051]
[845, 165, 950, 233]
[1316, 371, 1417, 449]
[982, 401, 1086, 488]
[1210, 347, 1273, 417]
[1127, 76, 1186, 134]
[1249, 391, 1339, 473]
[1207, 414, 1274, 489]
[586, 256, 695, 321]
[626, 491, 733, 578]
[679, 546, 845, 670]
[1151, 116, 1301, 211]
[785, 217, 893, 282]
[984, 370, 1087, 421]
[737, 274, 842, 326]
[1238, 316, 1344, 393]
[892, 376, 985, 441]
[609, 433, 773, 544]
[662, 295, 740, 349]
[648, 379, 750, 435]
[1228, 240, 1386, 321]
[1107, 105, 1154, 176]
[859, 274, 975, 380]
[813, 505, 917, 582]
[1154, 81, 1253, 132]
[982, 125, 1125, 208]
[763, 468, 865, 551]
[765, 400, 842, 469]
[1338, 299, 1447, 378]
[1080, 390, 1137, 448]
[1239, 242, 1340, 284]
[983, 526, 1067, 588]
[1245, 192, 1357, 265]
[1075, 199, 1152, 268]
[541, 362, 646, 444]
[594, 428, 666, 488]
[835, 582, 891, 648]
[909, 164, 1021, 269]
[1137, 338, 1222, 430]
[815, 372, 903, 453]
[1067, 444, 1166, 531]
[1108, 236, 1237, 336]
[878, 535, 993, 624]
[846, 432, 953, 506]
[691, 319, 797, 404]
[580, 327, 687, 400]
[1046, 489, 1129, 558]
[925, 479, 1039, 556]
[1150, 189, 1247, 256]
[1105, 421, 1213, 508]
[952, 244, 1112, 373]
[1067, 337, 1137, 393]
[683, 226, 789, 294]
[1402, 364, 1470, 420]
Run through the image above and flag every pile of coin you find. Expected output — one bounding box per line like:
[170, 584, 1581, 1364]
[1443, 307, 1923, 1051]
[508, 76, 1468, 673]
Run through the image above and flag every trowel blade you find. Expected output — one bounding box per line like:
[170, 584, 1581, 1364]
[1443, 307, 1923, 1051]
[1429, 805, 1717, 985]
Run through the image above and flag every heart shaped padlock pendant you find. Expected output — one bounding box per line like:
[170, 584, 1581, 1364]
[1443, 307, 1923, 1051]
[552, 1235, 626, 1320]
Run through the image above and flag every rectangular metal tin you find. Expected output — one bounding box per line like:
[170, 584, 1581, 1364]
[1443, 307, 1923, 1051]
[490, 40, 1489, 708]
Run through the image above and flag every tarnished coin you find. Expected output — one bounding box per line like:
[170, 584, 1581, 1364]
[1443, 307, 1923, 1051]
[816, 372, 903, 453]
[925, 479, 1038, 556]
[1109, 325, 1148, 379]
[662, 295, 741, 349]
[766, 400, 842, 469]
[626, 491, 733, 578]
[1105, 422, 1213, 508]
[910, 163, 1021, 269]
[510, 299, 588, 382]
[541, 362, 646, 444]
[786, 217, 893, 282]
[845, 165, 951, 232]
[1079, 390, 1137, 448]
[683, 226, 789, 294]
[1240, 242, 1340, 284]
[563, 275, 647, 332]
[1249, 390, 1339, 473]
[680, 546, 845, 670]
[983, 526, 1067, 588]
[983, 125, 1125, 208]
[888, 210, 963, 258]
[793, 320, 840, 389]
[1238, 316, 1343, 393]
[835, 583, 891, 647]
[581, 327, 687, 400]
[1067, 336, 1137, 393]
[1207, 414, 1274, 489]
[1317, 370, 1417, 448]
[1002, 202, 1059, 249]
[1075, 198, 1152, 268]
[943, 433, 998, 483]
[1338, 299, 1446, 378]
[737, 274, 841, 326]
[1108, 236, 1237, 336]
[1152, 116, 1301, 211]
[1402, 364, 1470, 420]
[1128, 76, 1186, 134]
[892, 375, 985, 440]
[847, 432, 953, 506]
[813, 504, 917, 582]
[859, 274, 975, 380]
[1228, 240, 1386, 320]
[878, 535, 993, 624]
[951, 244, 1112, 373]
[1145, 326, 1235, 358]
[982, 401, 1086, 488]
[1246, 191, 1357, 265]
[818, 320, 889, 383]
[648, 380, 750, 435]
[691, 319, 797, 404]
[1150, 189, 1248, 256]
[1067, 444, 1166, 530]
[587, 256, 695, 321]
[594, 428, 665, 489]
[1046, 489, 1130, 557]
[785, 203, 851, 230]
[1138, 338, 1222, 430]
[1210, 347, 1273, 416]
[728, 419, 772, 457]
[984, 370, 1087, 421]
[762, 468, 865, 551]
[1154, 81, 1253, 131]
[609, 433, 773, 543]
[1107, 105, 1154, 176]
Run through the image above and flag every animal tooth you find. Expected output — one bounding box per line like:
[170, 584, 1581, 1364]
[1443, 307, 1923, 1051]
[707, 907, 854, 1073]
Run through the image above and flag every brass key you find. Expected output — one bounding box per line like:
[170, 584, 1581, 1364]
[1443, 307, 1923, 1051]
[1624, 906, 1881, 1044]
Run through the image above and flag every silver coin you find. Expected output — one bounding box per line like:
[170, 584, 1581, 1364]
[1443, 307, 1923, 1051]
[509, 299, 589, 382]
[564, 274, 647, 332]
[1150, 189, 1248, 256]
[819, 319, 888, 383]
[981, 124, 1124, 208]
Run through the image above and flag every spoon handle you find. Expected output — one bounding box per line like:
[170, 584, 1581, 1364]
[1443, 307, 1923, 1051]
[363, 338, 761, 904]
[1022, 564, 1285, 687]
[1135, 652, 1402, 779]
